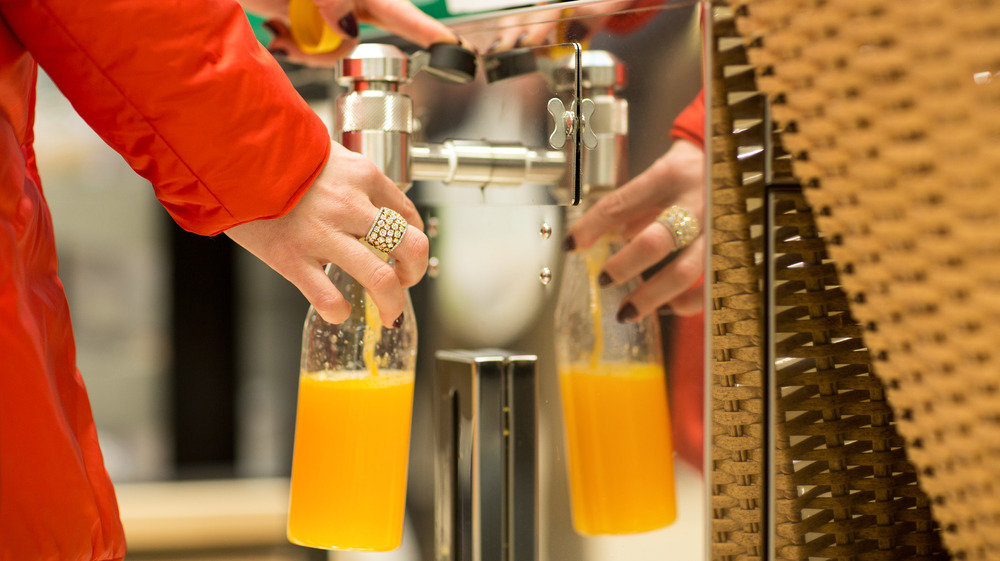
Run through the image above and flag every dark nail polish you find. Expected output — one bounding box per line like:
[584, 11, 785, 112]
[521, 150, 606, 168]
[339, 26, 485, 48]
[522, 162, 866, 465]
[616, 302, 638, 323]
[565, 21, 589, 42]
[262, 19, 282, 38]
[268, 46, 289, 58]
[561, 235, 576, 252]
[393, 313, 405, 329]
[514, 32, 528, 48]
[338, 13, 358, 38]
[598, 271, 613, 287]
[486, 39, 501, 54]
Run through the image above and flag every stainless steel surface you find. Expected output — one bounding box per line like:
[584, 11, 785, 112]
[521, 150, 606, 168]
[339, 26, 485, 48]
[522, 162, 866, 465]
[337, 43, 410, 87]
[409, 6, 705, 559]
[337, 90, 414, 133]
[340, 130, 411, 189]
[335, 41, 584, 204]
[553, 50, 627, 94]
[433, 350, 537, 561]
[411, 140, 566, 187]
[581, 94, 624, 191]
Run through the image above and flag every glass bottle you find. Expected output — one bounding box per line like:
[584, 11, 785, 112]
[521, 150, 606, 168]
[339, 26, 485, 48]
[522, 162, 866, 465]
[554, 224, 677, 536]
[287, 263, 417, 551]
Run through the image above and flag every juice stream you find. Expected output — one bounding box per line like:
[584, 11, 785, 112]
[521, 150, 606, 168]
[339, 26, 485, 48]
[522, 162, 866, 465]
[363, 292, 381, 376]
[585, 239, 609, 369]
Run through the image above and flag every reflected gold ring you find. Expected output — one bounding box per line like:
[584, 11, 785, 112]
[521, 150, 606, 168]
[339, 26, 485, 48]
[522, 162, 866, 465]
[364, 207, 408, 255]
[655, 205, 701, 252]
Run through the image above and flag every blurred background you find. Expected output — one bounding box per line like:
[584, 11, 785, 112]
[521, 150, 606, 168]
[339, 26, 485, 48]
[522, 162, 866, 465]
[34, 1, 704, 559]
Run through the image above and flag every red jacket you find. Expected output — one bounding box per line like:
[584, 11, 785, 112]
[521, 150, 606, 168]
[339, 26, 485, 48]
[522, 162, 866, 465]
[0, 1, 330, 558]
[668, 89, 705, 471]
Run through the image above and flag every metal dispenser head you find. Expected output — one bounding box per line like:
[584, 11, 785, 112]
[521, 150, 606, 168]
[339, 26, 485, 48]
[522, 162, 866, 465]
[336, 44, 415, 190]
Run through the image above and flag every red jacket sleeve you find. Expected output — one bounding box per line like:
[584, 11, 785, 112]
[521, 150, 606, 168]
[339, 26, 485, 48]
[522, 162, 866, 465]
[669, 88, 705, 149]
[0, 0, 330, 236]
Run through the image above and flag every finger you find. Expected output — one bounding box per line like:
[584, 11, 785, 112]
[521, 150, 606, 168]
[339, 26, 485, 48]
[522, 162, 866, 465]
[366, 184, 424, 232]
[565, 158, 673, 251]
[268, 35, 359, 67]
[599, 219, 681, 287]
[617, 236, 705, 322]
[287, 261, 352, 324]
[357, 204, 428, 287]
[666, 282, 705, 317]
[314, 1, 358, 38]
[243, 0, 289, 21]
[358, 0, 457, 48]
[335, 241, 407, 325]
[517, 21, 559, 47]
[384, 225, 429, 288]
[492, 26, 529, 52]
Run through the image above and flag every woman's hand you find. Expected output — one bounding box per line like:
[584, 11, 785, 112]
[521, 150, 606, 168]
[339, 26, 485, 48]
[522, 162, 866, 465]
[225, 143, 429, 326]
[242, 0, 459, 66]
[563, 139, 705, 320]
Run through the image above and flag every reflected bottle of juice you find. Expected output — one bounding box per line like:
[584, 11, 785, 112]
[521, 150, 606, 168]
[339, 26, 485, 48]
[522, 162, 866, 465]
[554, 228, 677, 536]
[288, 263, 417, 551]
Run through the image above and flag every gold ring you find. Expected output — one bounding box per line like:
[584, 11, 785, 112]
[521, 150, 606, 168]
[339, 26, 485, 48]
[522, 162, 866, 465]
[655, 205, 701, 251]
[364, 207, 408, 254]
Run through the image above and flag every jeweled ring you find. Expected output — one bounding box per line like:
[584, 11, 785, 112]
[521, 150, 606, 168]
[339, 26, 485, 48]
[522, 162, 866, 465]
[364, 207, 408, 254]
[656, 205, 701, 251]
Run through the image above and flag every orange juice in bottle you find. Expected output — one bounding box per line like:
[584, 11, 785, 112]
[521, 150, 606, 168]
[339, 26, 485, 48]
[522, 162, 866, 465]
[554, 233, 677, 535]
[288, 266, 417, 551]
[558, 362, 676, 534]
[287, 370, 414, 550]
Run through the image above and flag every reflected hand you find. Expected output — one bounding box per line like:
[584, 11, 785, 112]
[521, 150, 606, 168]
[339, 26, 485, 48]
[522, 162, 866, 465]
[225, 143, 429, 326]
[482, 0, 634, 53]
[563, 139, 705, 320]
[241, 0, 460, 66]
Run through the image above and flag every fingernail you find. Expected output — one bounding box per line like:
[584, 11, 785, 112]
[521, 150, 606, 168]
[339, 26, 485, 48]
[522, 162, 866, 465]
[561, 235, 576, 252]
[338, 12, 358, 38]
[486, 39, 501, 54]
[268, 46, 289, 58]
[262, 19, 282, 38]
[658, 304, 674, 316]
[565, 21, 589, 42]
[392, 313, 405, 329]
[598, 271, 613, 287]
[452, 31, 464, 45]
[616, 302, 638, 323]
[514, 32, 528, 48]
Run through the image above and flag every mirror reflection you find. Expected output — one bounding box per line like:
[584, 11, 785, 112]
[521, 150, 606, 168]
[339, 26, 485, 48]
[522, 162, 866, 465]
[30, 1, 706, 560]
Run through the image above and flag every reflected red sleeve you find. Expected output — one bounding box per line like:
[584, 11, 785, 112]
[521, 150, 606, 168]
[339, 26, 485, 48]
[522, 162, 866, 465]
[669, 88, 705, 149]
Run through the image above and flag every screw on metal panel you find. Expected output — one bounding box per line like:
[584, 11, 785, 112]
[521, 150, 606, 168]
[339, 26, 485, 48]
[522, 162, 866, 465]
[539, 267, 552, 285]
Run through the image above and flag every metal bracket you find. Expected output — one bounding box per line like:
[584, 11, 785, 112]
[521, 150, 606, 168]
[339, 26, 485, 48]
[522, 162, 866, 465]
[546, 98, 597, 150]
[433, 350, 537, 561]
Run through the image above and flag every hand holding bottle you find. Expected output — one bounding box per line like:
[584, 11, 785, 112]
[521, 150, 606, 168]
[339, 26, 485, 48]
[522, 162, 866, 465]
[563, 138, 705, 320]
[225, 143, 429, 326]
